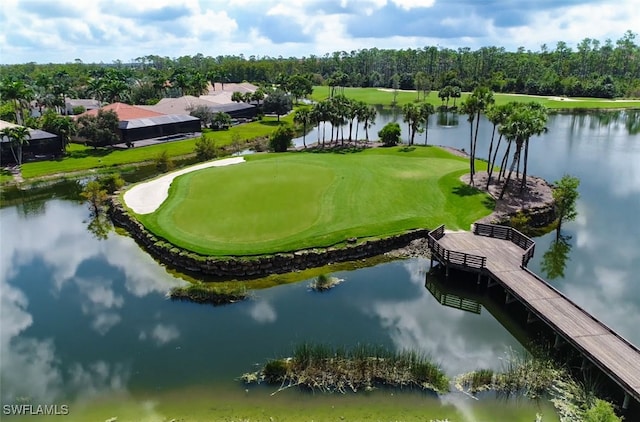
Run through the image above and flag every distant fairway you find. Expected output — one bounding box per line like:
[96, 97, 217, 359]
[136, 147, 493, 256]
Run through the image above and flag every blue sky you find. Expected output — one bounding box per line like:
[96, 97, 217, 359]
[0, 0, 637, 64]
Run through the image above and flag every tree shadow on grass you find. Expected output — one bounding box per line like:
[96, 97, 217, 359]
[452, 183, 483, 197]
[453, 183, 496, 210]
[306, 145, 366, 154]
[398, 146, 416, 153]
[259, 120, 281, 127]
[66, 148, 113, 160]
[482, 196, 496, 210]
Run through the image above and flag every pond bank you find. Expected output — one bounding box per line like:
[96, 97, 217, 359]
[109, 195, 432, 278]
[462, 171, 556, 227]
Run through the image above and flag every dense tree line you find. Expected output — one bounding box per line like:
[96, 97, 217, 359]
[0, 31, 638, 111]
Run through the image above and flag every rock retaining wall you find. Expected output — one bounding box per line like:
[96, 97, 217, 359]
[108, 197, 430, 278]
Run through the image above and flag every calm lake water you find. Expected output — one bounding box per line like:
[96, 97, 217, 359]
[1, 110, 638, 420]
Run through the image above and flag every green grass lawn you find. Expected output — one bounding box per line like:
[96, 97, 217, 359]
[136, 146, 492, 256]
[0, 169, 14, 184]
[18, 116, 292, 180]
[310, 86, 640, 109]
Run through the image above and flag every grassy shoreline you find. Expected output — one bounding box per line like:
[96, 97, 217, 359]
[309, 86, 640, 110]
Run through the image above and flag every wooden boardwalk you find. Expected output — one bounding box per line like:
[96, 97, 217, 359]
[428, 223, 640, 407]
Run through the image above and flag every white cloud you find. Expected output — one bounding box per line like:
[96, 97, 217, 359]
[391, 0, 435, 10]
[1, 0, 637, 63]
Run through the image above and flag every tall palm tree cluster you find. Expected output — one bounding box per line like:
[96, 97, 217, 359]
[401, 102, 436, 146]
[461, 87, 548, 198]
[293, 96, 377, 148]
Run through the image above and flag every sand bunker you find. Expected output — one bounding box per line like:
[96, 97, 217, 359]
[123, 157, 245, 214]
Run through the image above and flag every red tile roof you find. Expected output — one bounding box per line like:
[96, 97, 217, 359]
[79, 102, 165, 121]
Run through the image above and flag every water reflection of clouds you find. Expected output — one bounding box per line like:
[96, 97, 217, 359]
[0, 201, 181, 403]
[139, 323, 181, 346]
[247, 300, 278, 324]
[0, 276, 130, 403]
[76, 276, 124, 335]
[1, 201, 183, 301]
[0, 277, 62, 403]
[365, 260, 518, 375]
[563, 191, 640, 344]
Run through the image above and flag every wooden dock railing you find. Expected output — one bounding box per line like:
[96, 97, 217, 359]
[428, 225, 487, 270]
[473, 223, 535, 267]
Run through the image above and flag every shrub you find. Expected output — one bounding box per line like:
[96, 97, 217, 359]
[194, 136, 217, 161]
[583, 399, 621, 422]
[378, 122, 401, 146]
[268, 123, 295, 152]
[155, 150, 174, 172]
[99, 173, 125, 194]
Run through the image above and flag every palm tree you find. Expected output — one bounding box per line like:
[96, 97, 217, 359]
[498, 102, 548, 199]
[293, 106, 313, 148]
[231, 91, 244, 103]
[419, 102, 435, 145]
[438, 87, 450, 108]
[462, 87, 495, 185]
[520, 102, 548, 191]
[485, 103, 513, 188]
[402, 103, 420, 145]
[328, 96, 348, 145]
[361, 105, 376, 143]
[1, 126, 31, 167]
[190, 72, 210, 97]
[353, 101, 368, 145]
[53, 116, 77, 152]
[0, 79, 34, 125]
[450, 86, 461, 108]
[344, 98, 359, 143]
[460, 96, 478, 185]
[252, 88, 265, 106]
[87, 77, 105, 102]
[312, 100, 331, 148]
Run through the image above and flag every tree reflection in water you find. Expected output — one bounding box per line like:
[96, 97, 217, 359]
[86, 212, 112, 240]
[540, 235, 573, 280]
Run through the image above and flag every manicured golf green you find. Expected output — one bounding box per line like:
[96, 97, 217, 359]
[136, 147, 493, 256]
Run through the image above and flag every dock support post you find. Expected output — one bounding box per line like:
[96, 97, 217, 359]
[623, 392, 630, 410]
[477, 272, 482, 285]
[445, 264, 449, 278]
[505, 292, 516, 304]
[554, 333, 562, 349]
[487, 278, 498, 289]
[526, 311, 537, 324]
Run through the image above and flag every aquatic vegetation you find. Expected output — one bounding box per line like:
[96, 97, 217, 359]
[242, 343, 449, 394]
[454, 349, 622, 422]
[169, 282, 248, 305]
[308, 274, 343, 291]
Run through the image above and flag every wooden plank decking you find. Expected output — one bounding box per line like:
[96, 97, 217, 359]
[429, 224, 640, 404]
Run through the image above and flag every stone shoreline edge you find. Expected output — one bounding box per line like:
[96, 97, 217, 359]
[109, 196, 432, 278]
